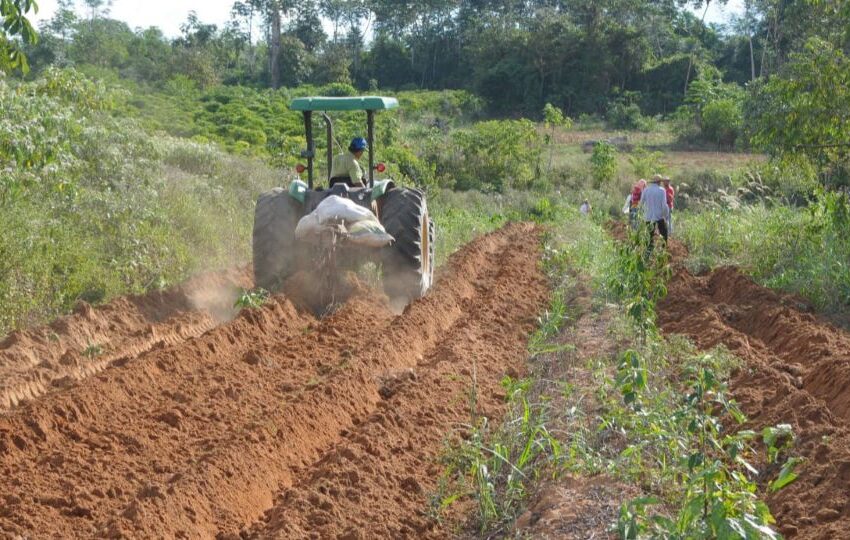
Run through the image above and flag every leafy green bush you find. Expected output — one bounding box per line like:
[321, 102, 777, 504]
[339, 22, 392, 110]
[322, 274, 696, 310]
[397, 89, 483, 124]
[607, 102, 654, 131]
[590, 141, 618, 188]
[628, 147, 666, 179]
[437, 119, 542, 192]
[745, 38, 850, 186]
[674, 77, 746, 148]
[701, 98, 742, 148]
[0, 68, 280, 334]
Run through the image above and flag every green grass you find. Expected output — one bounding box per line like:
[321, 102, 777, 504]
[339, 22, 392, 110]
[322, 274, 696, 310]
[678, 196, 850, 313]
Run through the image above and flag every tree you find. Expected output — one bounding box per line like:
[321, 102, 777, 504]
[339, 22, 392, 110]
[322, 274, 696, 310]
[289, 0, 325, 52]
[1, 0, 39, 72]
[746, 37, 850, 185]
[681, 0, 727, 95]
[731, 0, 761, 81]
[252, 0, 295, 88]
[543, 103, 570, 174]
[81, 0, 113, 24]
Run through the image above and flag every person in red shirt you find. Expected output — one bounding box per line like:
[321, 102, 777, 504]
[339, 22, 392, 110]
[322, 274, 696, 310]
[629, 179, 647, 230]
[662, 177, 675, 236]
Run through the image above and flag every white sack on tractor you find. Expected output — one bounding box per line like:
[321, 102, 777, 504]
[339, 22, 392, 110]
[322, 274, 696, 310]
[295, 195, 395, 247]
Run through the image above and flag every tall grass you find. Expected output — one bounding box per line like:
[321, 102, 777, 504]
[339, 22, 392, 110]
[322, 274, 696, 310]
[678, 195, 850, 312]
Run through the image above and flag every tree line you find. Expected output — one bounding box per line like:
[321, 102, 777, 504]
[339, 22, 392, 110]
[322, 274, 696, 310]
[3, 0, 849, 184]
[10, 1, 841, 116]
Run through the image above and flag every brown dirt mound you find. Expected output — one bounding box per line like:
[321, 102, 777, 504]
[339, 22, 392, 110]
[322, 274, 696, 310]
[0, 222, 549, 539]
[658, 246, 850, 538]
[0, 267, 253, 411]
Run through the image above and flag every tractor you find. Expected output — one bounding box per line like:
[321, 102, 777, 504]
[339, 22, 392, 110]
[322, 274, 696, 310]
[252, 96, 435, 305]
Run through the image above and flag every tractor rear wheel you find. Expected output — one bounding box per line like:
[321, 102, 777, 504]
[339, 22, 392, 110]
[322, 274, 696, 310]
[252, 188, 303, 290]
[381, 188, 435, 303]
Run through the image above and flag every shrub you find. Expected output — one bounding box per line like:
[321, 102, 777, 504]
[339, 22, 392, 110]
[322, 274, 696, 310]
[0, 69, 280, 334]
[679, 190, 850, 312]
[590, 141, 618, 188]
[628, 147, 666, 179]
[442, 119, 542, 192]
[701, 99, 742, 148]
[607, 102, 650, 131]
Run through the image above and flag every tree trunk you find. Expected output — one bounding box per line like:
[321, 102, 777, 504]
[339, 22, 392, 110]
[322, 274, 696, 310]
[748, 35, 755, 81]
[270, 7, 282, 89]
[759, 27, 769, 77]
[684, 2, 711, 96]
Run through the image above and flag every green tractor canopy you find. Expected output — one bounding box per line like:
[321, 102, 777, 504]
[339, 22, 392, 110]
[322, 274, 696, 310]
[290, 96, 399, 189]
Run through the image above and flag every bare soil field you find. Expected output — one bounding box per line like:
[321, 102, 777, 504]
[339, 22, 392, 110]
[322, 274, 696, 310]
[659, 250, 850, 538]
[0, 223, 548, 539]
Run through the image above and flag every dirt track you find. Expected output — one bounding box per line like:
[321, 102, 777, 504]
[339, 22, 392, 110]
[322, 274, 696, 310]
[0, 222, 548, 539]
[659, 253, 850, 538]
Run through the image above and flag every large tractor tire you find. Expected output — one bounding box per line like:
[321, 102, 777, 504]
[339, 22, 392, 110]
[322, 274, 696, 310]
[252, 188, 303, 291]
[381, 188, 435, 303]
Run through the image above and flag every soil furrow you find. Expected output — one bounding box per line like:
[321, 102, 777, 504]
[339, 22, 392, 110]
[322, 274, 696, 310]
[243, 222, 548, 539]
[659, 263, 850, 538]
[0, 267, 253, 410]
[0, 291, 398, 538]
[101, 223, 531, 538]
[0, 222, 545, 540]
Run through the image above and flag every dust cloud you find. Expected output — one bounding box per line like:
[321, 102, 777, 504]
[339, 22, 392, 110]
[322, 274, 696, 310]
[186, 282, 241, 323]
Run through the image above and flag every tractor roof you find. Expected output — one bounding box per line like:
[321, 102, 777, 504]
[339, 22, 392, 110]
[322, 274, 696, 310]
[289, 96, 399, 112]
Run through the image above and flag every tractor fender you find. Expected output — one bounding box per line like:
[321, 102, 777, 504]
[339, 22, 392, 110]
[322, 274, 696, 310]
[371, 179, 396, 201]
[288, 179, 308, 203]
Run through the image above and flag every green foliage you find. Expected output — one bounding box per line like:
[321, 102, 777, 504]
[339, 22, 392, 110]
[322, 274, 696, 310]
[590, 141, 618, 188]
[234, 288, 269, 310]
[675, 77, 745, 148]
[702, 98, 743, 148]
[428, 189, 545, 266]
[745, 38, 850, 186]
[82, 343, 103, 358]
[543, 102, 571, 174]
[608, 228, 671, 342]
[679, 188, 850, 313]
[0, 69, 280, 334]
[398, 89, 482, 123]
[438, 378, 562, 532]
[607, 102, 653, 132]
[616, 353, 786, 539]
[543, 102, 567, 129]
[0, 0, 38, 72]
[443, 119, 542, 192]
[518, 210, 790, 540]
[628, 147, 666, 179]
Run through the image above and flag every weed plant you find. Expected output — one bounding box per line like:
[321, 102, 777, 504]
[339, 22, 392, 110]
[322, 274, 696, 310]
[579, 225, 797, 538]
[679, 188, 850, 313]
[427, 198, 799, 537]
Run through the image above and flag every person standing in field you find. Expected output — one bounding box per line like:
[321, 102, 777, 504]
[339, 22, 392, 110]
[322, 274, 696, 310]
[628, 179, 647, 229]
[663, 176, 675, 236]
[641, 174, 670, 246]
[580, 199, 591, 216]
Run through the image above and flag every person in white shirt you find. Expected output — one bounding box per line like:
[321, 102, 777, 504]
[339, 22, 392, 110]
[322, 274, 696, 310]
[640, 174, 670, 245]
[580, 199, 591, 216]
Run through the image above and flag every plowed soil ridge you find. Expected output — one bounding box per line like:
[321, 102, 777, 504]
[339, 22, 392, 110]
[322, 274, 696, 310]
[659, 257, 850, 538]
[245, 224, 548, 539]
[0, 222, 548, 539]
[0, 267, 253, 410]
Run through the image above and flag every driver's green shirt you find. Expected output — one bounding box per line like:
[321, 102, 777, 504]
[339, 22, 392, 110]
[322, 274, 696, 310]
[330, 152, 364, 185]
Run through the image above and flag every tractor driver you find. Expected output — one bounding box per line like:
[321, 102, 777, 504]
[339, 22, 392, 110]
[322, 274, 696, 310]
[329, 137, 367, 187]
